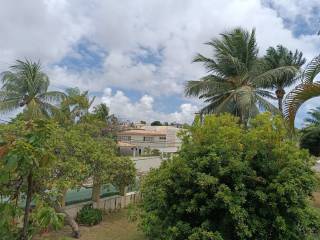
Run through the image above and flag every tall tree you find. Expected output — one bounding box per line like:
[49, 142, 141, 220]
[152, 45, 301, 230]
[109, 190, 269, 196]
[185, 28, 298, 124]
[263, 45, 305, 113]
[284, 55, 320, 130]
[0, 120, 61, 240]
[0, 60, 65, 119]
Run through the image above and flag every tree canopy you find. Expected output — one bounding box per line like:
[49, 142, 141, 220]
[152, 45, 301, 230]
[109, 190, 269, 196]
[0, 60, 65, 119]
[263, 45, 305, 113]
[140, 113, 320, 240]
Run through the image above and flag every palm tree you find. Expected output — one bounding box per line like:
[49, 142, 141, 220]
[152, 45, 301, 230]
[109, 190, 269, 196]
[185, 28, 298, 124]
[263, 45, 305, 113]
[284, 55, 320, 130]
[54, 87, 95, 125]
[64, 87, 95, 117]
[305, 106, 320, 127]
[93, 103, 110, 121]
[0, 60, 65, 119]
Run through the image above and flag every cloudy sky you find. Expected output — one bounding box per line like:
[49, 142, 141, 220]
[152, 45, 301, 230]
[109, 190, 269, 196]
[0, 0, 319, 126]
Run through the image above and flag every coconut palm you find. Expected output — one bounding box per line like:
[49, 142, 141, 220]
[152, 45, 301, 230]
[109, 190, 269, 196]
[305, 106, 320, 127]
[0, 59, 65, 119]
[263, 45, 305, 113]
[284, 55, 320, 130]
[93, 103, 110, 121]
[54, 87, 96, 125]
[64, 87, 95, 115]
[185, 28, 298, 124]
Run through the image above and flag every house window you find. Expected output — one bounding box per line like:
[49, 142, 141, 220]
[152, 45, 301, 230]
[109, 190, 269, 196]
[118, 136, 131, 141]
[143, 136, 154, 142]
[159, 136, 166, 140]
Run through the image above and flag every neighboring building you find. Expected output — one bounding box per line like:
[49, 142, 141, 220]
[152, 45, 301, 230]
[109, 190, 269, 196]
[117, 141, 137, 156]
[117, 126, 182, 157]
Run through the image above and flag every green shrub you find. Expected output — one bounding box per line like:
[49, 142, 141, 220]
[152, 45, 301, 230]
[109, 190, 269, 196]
[76, 204, 103, 226]
[140, 113, 320, 240]
[127, 203, 141, 222]
[300, 127, 320, 157]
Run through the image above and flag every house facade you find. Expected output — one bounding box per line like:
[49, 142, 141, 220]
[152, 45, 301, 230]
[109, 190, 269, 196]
[117, 126, 182, 157]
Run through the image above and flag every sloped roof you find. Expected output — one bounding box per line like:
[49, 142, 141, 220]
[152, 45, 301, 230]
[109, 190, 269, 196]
[117, 141, 137, 147]
[117, 129, 166, 136]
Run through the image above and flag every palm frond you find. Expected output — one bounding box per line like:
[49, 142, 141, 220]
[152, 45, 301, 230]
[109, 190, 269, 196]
[185, 75, 230, 97]
[213, 92, 236, 115]
[305, 107, 320, 126]
[302, 55, 320, 83]
[199, 93, 233, 115]
[38, 91, 66, 103]
[192, 54, 224, 75]
[284, 82, 320, 130]
[256, 95, 279, 114]
[253, 66, 298, 88]
[34, 98, 59, 117]
[0, 99, 21, 114]
[256, 90, 276, 100]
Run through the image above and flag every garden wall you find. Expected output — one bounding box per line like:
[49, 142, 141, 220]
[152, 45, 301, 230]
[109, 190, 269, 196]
[65, 191, 141, 218]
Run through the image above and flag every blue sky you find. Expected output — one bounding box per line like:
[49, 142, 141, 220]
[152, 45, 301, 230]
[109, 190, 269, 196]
[0, 0, 319, 125]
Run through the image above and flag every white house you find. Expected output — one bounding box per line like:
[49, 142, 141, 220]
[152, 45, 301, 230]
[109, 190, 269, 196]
[117, 126, 182, 157]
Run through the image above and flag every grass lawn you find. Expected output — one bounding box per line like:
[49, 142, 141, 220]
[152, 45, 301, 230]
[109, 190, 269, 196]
[34, 192, 320, 240]
[35, 210, 147, 240]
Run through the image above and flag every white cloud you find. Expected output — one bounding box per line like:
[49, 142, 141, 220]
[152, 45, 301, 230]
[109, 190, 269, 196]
[264, 0, 320, 23]
[0, 0, 89, 70]
[40, 0, 319, 95]
[1, 0, 320, 124]
[101, 88, 198, 123]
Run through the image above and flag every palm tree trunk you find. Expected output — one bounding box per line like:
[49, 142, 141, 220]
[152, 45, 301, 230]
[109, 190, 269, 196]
[278, 97, 283, 114]
[21, 172, 33, 240]
[276, 88, 285, 114]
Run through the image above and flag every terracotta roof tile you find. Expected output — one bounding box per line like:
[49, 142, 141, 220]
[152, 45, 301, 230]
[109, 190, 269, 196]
[117, 129, 166, 136]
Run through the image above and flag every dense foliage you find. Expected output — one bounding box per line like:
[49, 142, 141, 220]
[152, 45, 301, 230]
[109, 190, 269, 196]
[140, 113, 320, 240]
[300, 127, 320, 157]
[0, 120, 63, 239]
[0, 60, 136, 239]
[76, 204, 103, 226]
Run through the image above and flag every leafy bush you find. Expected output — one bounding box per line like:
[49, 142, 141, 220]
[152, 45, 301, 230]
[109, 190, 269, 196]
[31, 202, 64, 235]
[140, 113, 320, 240]
[0, 203, 22, 240]
[300, 127, 320, 156]
[127, 203, 141, 222]
[76, 204, 103, 226]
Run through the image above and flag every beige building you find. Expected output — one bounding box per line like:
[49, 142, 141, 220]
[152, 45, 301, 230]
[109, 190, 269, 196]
[117, 126, 182, 157]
